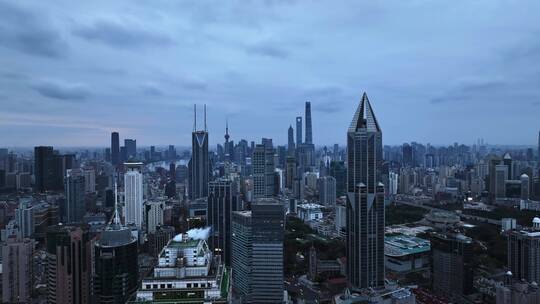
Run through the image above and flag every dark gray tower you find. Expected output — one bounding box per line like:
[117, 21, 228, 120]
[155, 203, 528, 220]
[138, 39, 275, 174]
[305, 101, 312, 144]
[111, 132, 120, 166]
[188, 105, 210, 200]
[252, 140, 275, 199]
[207, 178, 239, 266]
[231, 198, 284, 303]
[346, 92, 385, 290]
[296, 116, 302, 147]
[537, 130, 540, 163]
[287, 125, 295, 156]
[64, 169, 86, 223]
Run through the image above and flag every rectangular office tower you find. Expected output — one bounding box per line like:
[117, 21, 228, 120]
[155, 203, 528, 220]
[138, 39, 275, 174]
[231, 199, 284, 303]
[111, 132, 120, 166]
[507, 219, 540, 283]
[207, 178, 240, 266]
[252, 141, 275, 199]
[124, 162, 144, 228]
[189, 106, 210, 200]
[346, 93, 385, 290]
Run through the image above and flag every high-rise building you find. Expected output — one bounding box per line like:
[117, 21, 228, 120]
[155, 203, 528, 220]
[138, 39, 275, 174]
[124, 162, 144, 228]
[296, 116, 303, 147]
[287, 125, 295, 156]
[346, 93, 385, 290]
[15, 198, 34, 238]
[305, 101, 312, 144]
[207, 178, 240, 266]
[285, 156, 296, 190]
[318, 176, 336, 206]
[46, 224, 91, 304]
[431, 232, 474, 302]
[488, 156, 502, 203]
[503, 152, 513, 180]
[111, 132, 120, 166]
[252, 141, 275, 199]
[495, 164, 508, 199]
[189, 105, 210, 200]
[34, 146, 54, 192]
[145, 200, 165, 234]
[82, 168, 95, 193]
[329, 160, 346, 196]
[63, 169, 86, 223]
[521, 174, 530, 200]
[124, 139, 137, 160]
[231, 198, 284, 303]
[508, 218, 540, 283]
[402, 143, 413, 167]
[538, 130, 540, 164]
[2, 237, 34, 304]
[94, 184, 138, 304]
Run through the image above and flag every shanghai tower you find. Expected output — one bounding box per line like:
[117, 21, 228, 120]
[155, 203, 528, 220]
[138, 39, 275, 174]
[346, 92, 385, 290]
[305, 101, 312, 144]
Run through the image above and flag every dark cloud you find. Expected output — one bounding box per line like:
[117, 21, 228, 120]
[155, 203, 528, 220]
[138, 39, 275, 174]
[430, 80, 507, 104]
[32, 80, 91, 101]
[303, 86, 350, 113]
[0, 2, 68, 58]
[72, 20, 173, 49]
[246, 42, 289, 58]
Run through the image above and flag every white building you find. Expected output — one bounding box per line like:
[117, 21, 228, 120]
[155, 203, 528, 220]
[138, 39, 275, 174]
[134, 232, 229, 303]
[501, 218, 517, 232]
[124, 164, 144, 228]
[335, 203, 346, 238]
[145, 200, 165, 233]
[389, 172, 399, 195]
[297, 203, 323, 222]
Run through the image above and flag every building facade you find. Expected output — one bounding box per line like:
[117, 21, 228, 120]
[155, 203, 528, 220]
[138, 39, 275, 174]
[124, 162, 144, 228]
[346, 93, 385, 290]
[46, 224, 92, 304]
[207, 178, 240, 266]
[231, 199, 284, 303]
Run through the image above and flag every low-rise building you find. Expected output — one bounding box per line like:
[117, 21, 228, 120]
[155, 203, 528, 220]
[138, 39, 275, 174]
[297, 203, 323, 222]
[385, 234, 430, 276]
[133, 232, 229, 303]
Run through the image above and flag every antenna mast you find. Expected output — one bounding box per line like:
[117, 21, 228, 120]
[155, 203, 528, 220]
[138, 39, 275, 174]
[194, 104, 197, 131]
[204, 104, 207, 131]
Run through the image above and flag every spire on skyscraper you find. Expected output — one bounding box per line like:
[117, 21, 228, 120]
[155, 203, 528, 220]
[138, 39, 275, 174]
[225, 118, 230, 142]
[349, 92, 381, 133]
[107, 178, 122, 230]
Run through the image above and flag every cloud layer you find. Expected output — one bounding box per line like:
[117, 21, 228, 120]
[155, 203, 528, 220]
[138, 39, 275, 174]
[1, 0, 540, 147]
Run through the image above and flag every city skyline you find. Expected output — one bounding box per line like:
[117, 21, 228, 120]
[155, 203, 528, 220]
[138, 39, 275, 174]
[1, 1, 540, 147]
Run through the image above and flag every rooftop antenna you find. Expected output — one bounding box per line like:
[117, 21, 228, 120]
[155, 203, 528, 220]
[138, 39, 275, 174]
[107, 177, 121, 228]
[194, 104, 197, 131]
[204, 104, 207, 131]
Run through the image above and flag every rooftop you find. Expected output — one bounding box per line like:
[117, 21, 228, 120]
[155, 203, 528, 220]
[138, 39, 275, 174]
[298, 203, 323, 209]
[385, 234, 430, 257]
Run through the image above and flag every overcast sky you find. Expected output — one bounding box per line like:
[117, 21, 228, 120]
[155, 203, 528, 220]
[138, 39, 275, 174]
[1, 1, 539, 148]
